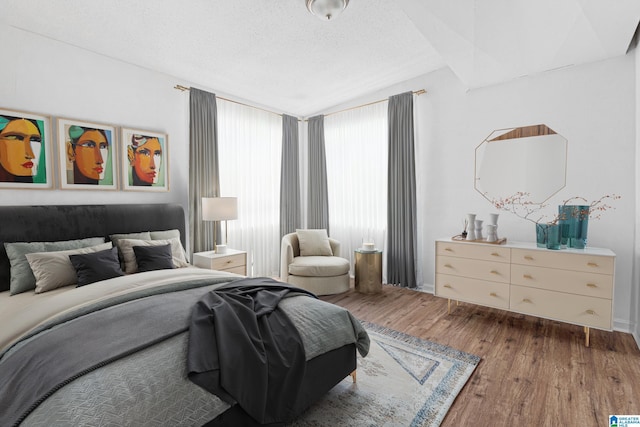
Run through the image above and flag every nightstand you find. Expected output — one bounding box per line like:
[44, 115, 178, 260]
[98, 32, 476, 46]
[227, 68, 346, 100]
[354, 249, 382, 294]
[193, 249, 248, 276]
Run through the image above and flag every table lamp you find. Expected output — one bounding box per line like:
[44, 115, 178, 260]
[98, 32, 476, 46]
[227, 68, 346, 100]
[201, 197, 238, 253]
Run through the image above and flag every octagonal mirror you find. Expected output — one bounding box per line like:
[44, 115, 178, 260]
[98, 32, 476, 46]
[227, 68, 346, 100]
[475, 124, 567, 204]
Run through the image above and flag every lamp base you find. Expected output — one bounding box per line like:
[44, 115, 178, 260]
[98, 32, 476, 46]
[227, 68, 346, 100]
[215, 244, 227, 254]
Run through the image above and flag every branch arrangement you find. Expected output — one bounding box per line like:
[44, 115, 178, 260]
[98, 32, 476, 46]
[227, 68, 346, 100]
[489, 192, 620, 224]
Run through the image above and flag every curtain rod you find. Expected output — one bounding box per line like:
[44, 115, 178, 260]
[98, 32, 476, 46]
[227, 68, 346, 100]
[174, 85, 427, 120]
[323, 89, 426, 118]
[174, 85, 287, 119]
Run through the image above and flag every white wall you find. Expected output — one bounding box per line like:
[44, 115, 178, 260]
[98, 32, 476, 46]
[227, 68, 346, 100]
[0, 24, 190, 208]
[3, 23, 638, 338]
[319, 54, 637, 334]
[634, 40, 640, 346]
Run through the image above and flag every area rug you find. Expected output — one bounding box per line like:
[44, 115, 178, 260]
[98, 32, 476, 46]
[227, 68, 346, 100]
[289, 322, 480, 427]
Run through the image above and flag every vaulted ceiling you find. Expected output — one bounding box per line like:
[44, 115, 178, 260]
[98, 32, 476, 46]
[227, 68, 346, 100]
[2, 0, 640, 116]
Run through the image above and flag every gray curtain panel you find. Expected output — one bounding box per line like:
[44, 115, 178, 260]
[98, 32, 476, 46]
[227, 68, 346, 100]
[189, 88, 221, 255]
[280, 114, 301, 239]
[307, 115, 330, 232]
[387, 92, 417, 288]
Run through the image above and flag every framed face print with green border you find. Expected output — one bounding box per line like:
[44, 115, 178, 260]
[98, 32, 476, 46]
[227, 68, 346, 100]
[0, 108, 53, 189]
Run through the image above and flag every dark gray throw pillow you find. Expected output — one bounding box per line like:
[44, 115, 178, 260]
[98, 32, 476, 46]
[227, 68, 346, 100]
[132, 244, 175, 272]
[70, 246, 125, 287]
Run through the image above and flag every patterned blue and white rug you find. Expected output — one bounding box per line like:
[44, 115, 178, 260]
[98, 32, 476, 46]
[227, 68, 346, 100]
[290, 322, 481, 427]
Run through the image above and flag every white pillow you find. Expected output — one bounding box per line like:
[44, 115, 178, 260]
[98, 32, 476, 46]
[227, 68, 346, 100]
[296, 229, 333, 256]
[116, 237, 189, 273]
[26, 242, 113, 294]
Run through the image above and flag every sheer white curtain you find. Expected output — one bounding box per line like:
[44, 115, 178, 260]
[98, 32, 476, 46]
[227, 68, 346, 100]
[324, 102, 388, 281]
[217, 100, 282, 277]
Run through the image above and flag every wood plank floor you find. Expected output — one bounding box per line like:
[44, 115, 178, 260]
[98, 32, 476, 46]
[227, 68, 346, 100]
[321, 285, 640, 427]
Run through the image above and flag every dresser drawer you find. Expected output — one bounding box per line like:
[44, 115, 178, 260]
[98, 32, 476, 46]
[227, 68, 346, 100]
[210, 253, 246, 271]
[436, 255, 510, 283]
[511, 248, 614, 275]
[436, 241, 510, 263]
[436, 274, 509, 309]
[510, 285, 612, 330]
[193, 251, 247, 274]
[511, 264, 613, 299]
[224, 265, 247, 275]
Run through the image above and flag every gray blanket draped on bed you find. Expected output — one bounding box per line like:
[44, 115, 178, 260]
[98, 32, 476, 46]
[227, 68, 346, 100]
[187, 277, 316, 424]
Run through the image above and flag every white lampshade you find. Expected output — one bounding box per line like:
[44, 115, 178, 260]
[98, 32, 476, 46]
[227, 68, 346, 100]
[202, 197, 238, 221]
[306, 0, 349, 20]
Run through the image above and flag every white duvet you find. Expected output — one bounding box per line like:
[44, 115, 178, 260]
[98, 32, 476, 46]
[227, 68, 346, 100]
[0, 267, 241, 353]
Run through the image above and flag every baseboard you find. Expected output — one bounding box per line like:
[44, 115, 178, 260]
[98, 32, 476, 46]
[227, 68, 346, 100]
[633, 329, 640, 351]
[613, 318, 633, 334]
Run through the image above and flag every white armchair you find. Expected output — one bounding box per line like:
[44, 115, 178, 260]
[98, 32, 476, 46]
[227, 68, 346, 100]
[280, 230, 350, 295]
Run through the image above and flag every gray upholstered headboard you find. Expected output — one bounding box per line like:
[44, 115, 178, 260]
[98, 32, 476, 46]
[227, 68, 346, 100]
[0, 204, 186, 292]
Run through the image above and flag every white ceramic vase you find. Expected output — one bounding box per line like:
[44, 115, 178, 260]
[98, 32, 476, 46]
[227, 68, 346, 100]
[488, 213, 499, 239]
[466, 214, 476, 240]
[486, 224, 498, 242]
[475, 219, 484, 240]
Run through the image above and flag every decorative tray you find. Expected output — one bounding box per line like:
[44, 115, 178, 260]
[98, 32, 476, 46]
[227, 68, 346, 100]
[451, 235, 507, 245]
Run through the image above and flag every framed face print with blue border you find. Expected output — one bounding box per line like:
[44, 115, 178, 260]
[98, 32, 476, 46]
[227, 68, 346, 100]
[57, 118, 118, 190]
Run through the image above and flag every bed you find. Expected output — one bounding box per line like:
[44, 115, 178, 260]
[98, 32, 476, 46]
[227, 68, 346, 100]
[0, 204, 369, 426]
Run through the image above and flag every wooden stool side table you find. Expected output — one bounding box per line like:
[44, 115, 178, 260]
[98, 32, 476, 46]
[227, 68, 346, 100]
[354, 249, 382, 294]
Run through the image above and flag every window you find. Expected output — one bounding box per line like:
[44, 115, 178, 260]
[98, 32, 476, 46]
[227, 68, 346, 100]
[324, 102, 388, 279]
[217, 100, 282, 277]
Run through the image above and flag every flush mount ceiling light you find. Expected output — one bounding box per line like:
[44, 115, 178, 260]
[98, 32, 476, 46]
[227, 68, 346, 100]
[306, 0, 349, 21]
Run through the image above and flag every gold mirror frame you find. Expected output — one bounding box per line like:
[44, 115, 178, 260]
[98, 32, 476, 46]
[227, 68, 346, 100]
[475, 124, 568, 204]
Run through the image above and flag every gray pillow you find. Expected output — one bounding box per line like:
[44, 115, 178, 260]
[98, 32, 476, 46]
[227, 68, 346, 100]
[109, 232, 152, 268]
[149, 229, 181, 240]
[26, 242, 113, 293]
[133, 244, 175, 272]
[115, 237, 189, 274]
[5, 237, 106, 295]
[296, 229, 333, 256]
[71, 246, 124, 287]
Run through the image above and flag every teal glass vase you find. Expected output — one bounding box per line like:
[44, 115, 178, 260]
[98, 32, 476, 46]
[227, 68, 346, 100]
[535, 223, 562, 250]
[535, 223, 547, 248]
[559, 205, 589, 249]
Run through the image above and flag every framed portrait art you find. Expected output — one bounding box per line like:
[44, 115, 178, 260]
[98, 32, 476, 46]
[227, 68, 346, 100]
[121, 128, 168, 192]
[0, 108, 53, 189]
[57, 118, 117, 190]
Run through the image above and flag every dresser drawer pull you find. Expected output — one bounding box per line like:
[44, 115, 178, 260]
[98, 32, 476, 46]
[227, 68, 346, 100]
[587, 262, 599, 267]
[491, 252, 500, 257]
[443, 284, 452, 289]
[522, 298, 532, 303]
[586, 309, 596, 315]
[524, 255, 534, 261]
[523, 274, 533, 279]
[444, 264, 453, 268]
[444, 248, 453, 252]
[490, 270, 500, 275]
[586, 283, 597, 288]
[489, 292, 497, 297]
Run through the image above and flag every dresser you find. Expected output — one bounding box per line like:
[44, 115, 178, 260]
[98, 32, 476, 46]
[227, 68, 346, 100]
[193, 249, 248, 276]
[435, 239, 615, 346]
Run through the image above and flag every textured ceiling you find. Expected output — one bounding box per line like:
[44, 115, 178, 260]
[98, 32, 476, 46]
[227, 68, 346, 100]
[2, 0, 639, 116]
